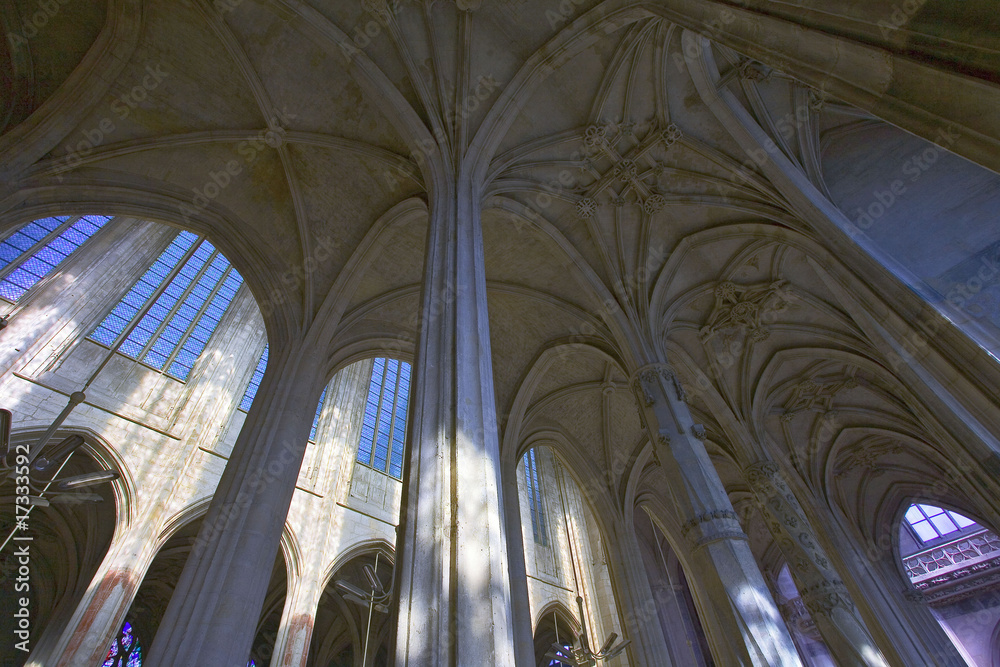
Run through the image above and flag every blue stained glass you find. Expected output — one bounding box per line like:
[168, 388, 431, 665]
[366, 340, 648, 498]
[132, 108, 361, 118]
[0, 217, 65, 269]
[0, 215, 109, 301]
[355, 358, 411, 479]
[309, 387, 328, 441]
[89, 232, 198, 346]
[240, 344, 269, 411]
[524, 449, 547, 546]
[103, 621, 142, 667]
[89, 231, 245, 381]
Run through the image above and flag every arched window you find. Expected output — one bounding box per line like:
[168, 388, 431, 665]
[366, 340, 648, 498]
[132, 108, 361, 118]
[903, 503, 979, 547]
[899, 503, 1000, 664]
[0, 215, 110, 302]
[102, 621, 141, 667]
[239, 343, 268, 411]
[523, 448, 548, 546]
[355, 358, 410, 479]
[309, 385, 328, 442]
[87, 231, 244, 380]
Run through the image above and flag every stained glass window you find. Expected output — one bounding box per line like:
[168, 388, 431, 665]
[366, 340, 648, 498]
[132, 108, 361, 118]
[102, 621, 141, 667]
[239, 344, 268, 411]
[904, 503, 978, 544]
[87, 231, 245, 381]
[309, 386, 328, 442]
[0, 215, 111, 301]
[356, 358, 410, 479]
[523, 448, 548, 546]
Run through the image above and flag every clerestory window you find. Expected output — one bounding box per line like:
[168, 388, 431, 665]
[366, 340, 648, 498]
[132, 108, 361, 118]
[523, 448, 548, 546]
[88, 231, 244, 381]
[355, 358, 410, 479]
[239, 344, 268, 411]
[309, 385, 328, 442]
[903, 503, 978, 545]
[0, 215, 111, 302]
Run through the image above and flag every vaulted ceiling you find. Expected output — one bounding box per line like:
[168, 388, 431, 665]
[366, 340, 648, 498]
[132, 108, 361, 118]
[3, 0, 1000, 559]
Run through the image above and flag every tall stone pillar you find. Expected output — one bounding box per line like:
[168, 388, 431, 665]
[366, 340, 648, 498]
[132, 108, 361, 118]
[631, 363, 803, 666]
[604, 518, 675, 666]
[29, 518, 157, 667]
[392, 180, 516, 665]
[502, 465, 537, 666]
[145, 334, 328, 666]
[744, 461, 890, 666]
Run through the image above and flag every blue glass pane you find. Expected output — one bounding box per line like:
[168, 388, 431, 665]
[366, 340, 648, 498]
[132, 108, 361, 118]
[310, 387, 328, 441]
[0, 215, 109, 301]
[0, 217, 66, 270]
[356, 358, 410, 478]
[89, 231, 198, 345]
[239, 344, 269, 411]
[524, 449, 546, 545]
[167, 267, 244, 380]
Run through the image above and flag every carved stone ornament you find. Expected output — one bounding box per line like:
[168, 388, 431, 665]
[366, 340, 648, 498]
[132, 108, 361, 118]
[700, 279, 788, 342]
[642, 194, 666, 214]
[577, 121, 677, 210]
[661, 123, 682, 146]
[801, 580, 854, 616]
[690, 424, 707, 440]
[833, 439, 903, 478]
[630, 364, 680, 406]
[680, 509, 740, 536]
[744, 461, 781, 491]
[782, 373, 860, 419]
[576, 197, 597, 218]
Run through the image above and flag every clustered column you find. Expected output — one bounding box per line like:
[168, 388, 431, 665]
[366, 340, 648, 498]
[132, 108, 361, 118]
[631, 362, 803, 666]
[744, 461, 890, 666]
[392, 179, 516, 665]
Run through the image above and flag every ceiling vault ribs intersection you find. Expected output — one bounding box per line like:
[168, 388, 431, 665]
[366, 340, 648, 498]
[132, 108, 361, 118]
[2, 3, 1000, 642]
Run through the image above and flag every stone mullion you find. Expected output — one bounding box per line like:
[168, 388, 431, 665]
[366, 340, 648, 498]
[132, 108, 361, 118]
[392, 179, 515, 665]
[630, 362, 803, 666]
[745, 461, 890, 666]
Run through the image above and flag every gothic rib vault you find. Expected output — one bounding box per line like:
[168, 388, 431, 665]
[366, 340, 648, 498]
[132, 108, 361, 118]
[1, 0, 1000, 666]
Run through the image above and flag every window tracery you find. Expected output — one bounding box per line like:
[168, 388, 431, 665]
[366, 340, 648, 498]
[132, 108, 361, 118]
[88, 230, 245, 380]
[0, 215, 110, 302]
[355, 358, 410, 478]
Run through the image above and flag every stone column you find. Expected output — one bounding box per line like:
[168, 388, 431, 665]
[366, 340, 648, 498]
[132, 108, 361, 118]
[745, 461, 890, 666]
[502, 465, 537, 666]
[145, 334, 328, 666]
[392, 179, 516, 665]
[631, 362, 803, 666]
[604, 518, 675, 666]
[270, 361, 375, 667]
[30, 517, 158, 667]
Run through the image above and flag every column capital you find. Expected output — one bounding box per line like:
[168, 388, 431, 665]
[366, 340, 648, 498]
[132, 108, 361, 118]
[680, 509, 749, 549]
[629, 362, 686, 405]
